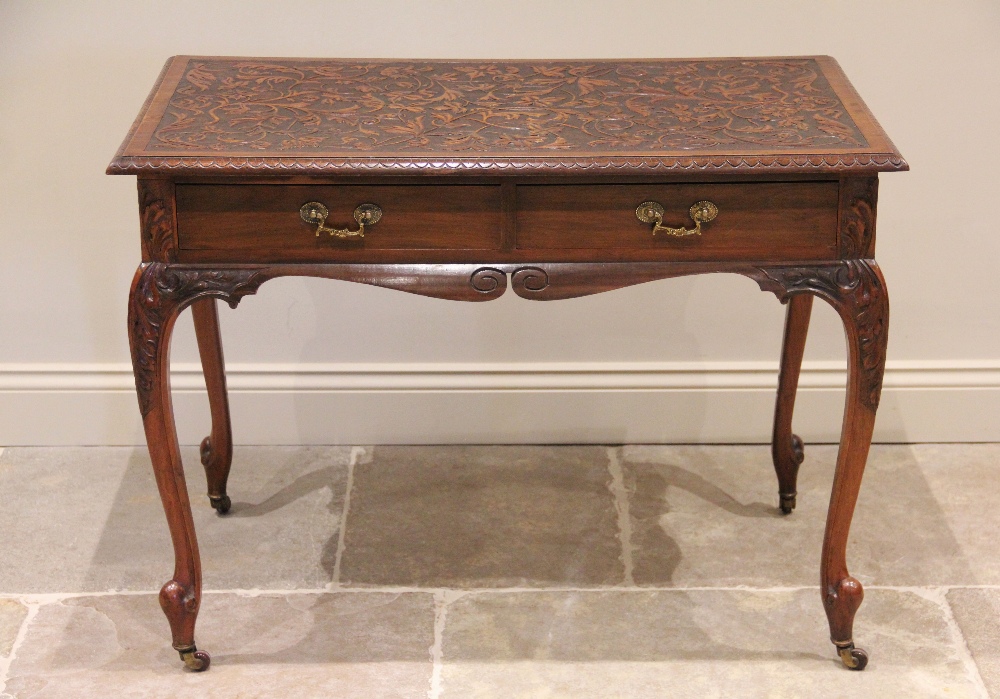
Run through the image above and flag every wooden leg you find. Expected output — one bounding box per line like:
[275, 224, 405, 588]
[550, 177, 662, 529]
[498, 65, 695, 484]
[192, 298, 233, 515]
[748, 261, 888, 670]
[771, 294, 813, 514]
[128, 265, 210, 671]
[815, 262, 888, 671]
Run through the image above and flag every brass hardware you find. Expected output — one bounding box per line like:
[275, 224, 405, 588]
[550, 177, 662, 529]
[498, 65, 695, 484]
[300, 202, 382, 238]
[779, 492, 797, 515]
[834, 641, 868, 671]
[636, 200, 718, 237]
[177, 645, 211, 671]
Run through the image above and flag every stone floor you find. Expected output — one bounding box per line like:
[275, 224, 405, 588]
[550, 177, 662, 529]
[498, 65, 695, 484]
[0, 443, 998, 698]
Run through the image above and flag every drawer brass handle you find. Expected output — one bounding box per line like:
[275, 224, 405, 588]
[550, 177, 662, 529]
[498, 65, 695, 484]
[636, 200, 718, 237]
[299, 202, 382, 238]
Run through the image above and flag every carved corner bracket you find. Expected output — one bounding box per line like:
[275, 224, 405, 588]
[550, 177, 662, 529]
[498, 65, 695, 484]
[745, 261, 888, 412]
[128, 264, 269, 416]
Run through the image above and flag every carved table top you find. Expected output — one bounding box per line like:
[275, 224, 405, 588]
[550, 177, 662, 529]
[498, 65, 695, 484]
[108, 56, 906, 177]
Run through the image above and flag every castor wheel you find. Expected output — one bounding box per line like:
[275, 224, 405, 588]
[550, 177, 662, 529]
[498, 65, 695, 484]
[779, 492, 797, 515]
[836, 642, 868, 671]
[209, 494, 231, 514]
[179, 646, 211, 671]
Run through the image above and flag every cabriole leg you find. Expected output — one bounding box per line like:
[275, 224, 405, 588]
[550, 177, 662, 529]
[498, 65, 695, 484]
[128, 264, 209, 671]
[772, 294, 813, 514]
[192, 298, 233, 514]
[749, 260, 888, 670]
[816, 262, 887, 670]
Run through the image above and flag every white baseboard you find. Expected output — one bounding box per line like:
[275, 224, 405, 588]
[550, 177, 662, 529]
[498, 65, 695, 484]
[1, 361, 998, 445]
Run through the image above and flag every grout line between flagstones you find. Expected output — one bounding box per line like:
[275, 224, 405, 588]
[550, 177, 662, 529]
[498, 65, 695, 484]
[0, 602, 40, 696]
[605, 446, 635, 586]
[928, 588, 992, 699]
[329, 445, 364, 589]
[427, 590, 447, 699]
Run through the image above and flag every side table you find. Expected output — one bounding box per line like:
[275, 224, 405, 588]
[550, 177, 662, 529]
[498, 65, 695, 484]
[109, 56, 906, 671]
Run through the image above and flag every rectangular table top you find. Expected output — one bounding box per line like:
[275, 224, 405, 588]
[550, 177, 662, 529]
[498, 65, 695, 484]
[108, 55, 906, 178]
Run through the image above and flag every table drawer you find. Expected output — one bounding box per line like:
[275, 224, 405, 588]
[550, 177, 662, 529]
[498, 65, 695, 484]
[176, 184, 503, 260]
[515, 182, 839, 260]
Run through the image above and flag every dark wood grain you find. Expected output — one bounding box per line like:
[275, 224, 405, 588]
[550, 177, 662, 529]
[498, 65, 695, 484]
[177, 184, 503, 259]
[516, 182, 838, 260]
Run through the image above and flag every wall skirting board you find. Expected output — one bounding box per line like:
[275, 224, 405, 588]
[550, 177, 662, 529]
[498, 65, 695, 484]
[1, 361, 998, 446]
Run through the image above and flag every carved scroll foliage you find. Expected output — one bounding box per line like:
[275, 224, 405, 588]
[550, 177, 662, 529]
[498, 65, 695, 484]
[129, 265, 267, 416]
[139, 181, 176, 262]
[150, 59, 867, 155]
[839, 177, 878, 258]
[749, 261, 888, 412]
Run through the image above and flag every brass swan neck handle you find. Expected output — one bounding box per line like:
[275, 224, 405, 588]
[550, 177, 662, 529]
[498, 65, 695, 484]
[636, 200, 718, 237]
[300, 202, 382, 238]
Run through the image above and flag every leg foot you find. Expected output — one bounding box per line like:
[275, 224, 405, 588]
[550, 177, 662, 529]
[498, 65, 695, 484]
[201, 437, 231, 514]
[779, 492, 797, 515]
[208, 494, 231, 514]
[835, 641, 868, 671]
[178, 645, 211, 671]
[778, 434, 804, 514]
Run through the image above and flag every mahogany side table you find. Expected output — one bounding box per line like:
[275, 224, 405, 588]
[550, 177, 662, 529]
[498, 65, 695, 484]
[108, 56, 906, 672]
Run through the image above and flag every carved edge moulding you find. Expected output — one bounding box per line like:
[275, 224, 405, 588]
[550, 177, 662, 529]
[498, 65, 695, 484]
[112, 153, 907, 176]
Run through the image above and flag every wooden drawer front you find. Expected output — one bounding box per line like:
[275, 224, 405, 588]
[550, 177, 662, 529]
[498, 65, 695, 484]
[177, 184, 503, 260]
[515, 183, 839, 260]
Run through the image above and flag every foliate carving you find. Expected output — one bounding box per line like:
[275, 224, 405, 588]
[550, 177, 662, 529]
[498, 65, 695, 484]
[748, 261, 888, 412]
[150, 59, 867, 155]
[129, 264, 267, 416]
[469, 267, 507, 296]
[839, 177, 878, 258]
[153, 268, 268, 309]
[511, 267, 550, 297]
[138, 180, 176, 261]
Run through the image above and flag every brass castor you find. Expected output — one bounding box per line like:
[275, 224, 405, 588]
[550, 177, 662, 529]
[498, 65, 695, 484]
[779, 492, 797, 515]
[209, 494, 231, 514]
[836, 642, 868, 671]
[179, 646, 211, 671]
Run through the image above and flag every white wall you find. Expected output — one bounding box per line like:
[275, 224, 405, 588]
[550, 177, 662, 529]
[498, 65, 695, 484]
[1, 0, 998, 445]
